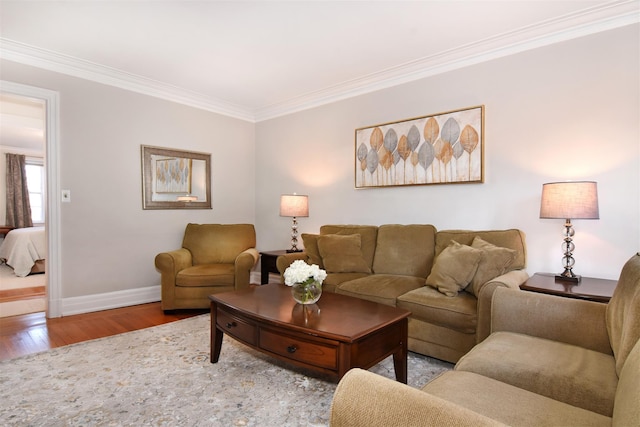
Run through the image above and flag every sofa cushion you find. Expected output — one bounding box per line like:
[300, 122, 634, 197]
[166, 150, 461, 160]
[436, 229, 526, 270]
[372, 224, 437, 277]
[301, 233, 323, 268]
[455, 331, 618, 417]
[321, 272, 371, 293]
[465, 237, 517, 296]
[612, 339, 640, 426]
[335, 274, 424, 306]
[317, 234, 371, 274]
[320, 225, 378, 268]
[398, 286, 477, 333]
[426, 241, 482, 296]
[423, 371, 611, 427]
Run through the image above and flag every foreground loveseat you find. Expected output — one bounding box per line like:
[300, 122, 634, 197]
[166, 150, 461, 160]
[329, 252, 640, 426]
[277, 224, 528, 362]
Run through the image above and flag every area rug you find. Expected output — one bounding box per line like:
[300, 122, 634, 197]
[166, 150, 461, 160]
[0, 314, 452, 426]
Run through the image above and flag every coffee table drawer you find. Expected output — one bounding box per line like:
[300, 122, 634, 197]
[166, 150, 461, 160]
[260, 328, 337, 370]
[217, 308, 257, 345]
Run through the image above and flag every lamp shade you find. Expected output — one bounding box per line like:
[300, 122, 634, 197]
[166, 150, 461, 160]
[540, 181, 599, 220]
[280, 194, 309, 217]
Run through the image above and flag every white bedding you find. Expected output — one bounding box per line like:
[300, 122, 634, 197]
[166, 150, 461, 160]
[0, 226, 46, 277]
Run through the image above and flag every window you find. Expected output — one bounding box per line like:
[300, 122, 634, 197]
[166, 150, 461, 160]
[25, 159, 45, 224]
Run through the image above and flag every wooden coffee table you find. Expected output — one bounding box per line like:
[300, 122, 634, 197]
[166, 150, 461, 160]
[209, 284, 410, 383]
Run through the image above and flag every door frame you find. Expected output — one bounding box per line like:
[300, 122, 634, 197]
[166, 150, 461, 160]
[1, 80, 61, 317]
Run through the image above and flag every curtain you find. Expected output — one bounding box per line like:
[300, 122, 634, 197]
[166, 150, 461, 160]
[5, 153, 33, 228]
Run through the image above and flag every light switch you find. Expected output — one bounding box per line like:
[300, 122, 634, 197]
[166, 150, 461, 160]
[62, 190, 71, 203]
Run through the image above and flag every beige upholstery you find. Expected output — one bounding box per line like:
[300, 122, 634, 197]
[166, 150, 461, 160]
[277, 224, 528, 362]
[329, 253, 640, 426]
[155, 223, 258, 310]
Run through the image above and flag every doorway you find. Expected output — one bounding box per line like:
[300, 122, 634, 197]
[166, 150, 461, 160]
[0, 93, 47, 317]
[0, 80, 61, 318]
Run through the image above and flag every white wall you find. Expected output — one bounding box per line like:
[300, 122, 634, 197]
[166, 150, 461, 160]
[0, 24, 637, 314]
[255, 24, 639, 280]
[0, 60, 256, 300]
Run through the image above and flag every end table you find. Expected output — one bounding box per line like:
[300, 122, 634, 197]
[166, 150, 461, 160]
[520, 273, 617, 303]
[259, 250, 288, 284]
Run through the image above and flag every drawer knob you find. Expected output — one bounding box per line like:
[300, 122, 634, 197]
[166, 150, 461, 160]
[287, 345, 297, 354]
[226, 322, 237, 328]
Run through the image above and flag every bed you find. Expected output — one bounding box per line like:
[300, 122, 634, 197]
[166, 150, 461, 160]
[0, 226, 46, 277]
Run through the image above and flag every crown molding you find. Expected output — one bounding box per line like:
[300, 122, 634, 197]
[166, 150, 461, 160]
[255, 0, 640, 121]
[1, 1, 638, 123]
[0, 40, 255, 122]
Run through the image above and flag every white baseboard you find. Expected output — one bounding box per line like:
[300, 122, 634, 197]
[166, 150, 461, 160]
[60, 285, 161, 316]
[250, 271, 261, 284]
[58, 273, 263, 316]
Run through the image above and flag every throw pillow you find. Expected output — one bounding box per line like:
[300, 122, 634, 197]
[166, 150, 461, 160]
[425, 240, 483, 297]
[317, 234, 372, 274]
[467, 236, 517, 296]
[301, 233, 323, 268]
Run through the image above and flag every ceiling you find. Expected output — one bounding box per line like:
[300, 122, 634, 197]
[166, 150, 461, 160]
[0, 1, 638, 123]
[0, 92, 45, 151]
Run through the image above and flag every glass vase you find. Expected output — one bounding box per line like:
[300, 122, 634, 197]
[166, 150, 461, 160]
[291, 281, 322, 304]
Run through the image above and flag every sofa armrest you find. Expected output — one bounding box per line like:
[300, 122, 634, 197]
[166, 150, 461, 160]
[276, 252, 307, 274]
[491, 287, 612, 355]
[475, 270, 529, 342]
[330, 369, 506, 427]
[234, 248, 259, 289]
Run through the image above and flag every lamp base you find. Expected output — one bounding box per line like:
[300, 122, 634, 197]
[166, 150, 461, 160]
[555, 274, 581, 283]
[286, 249, 303, 253]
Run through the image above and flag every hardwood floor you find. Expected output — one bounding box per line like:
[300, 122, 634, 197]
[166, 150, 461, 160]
[0, 302, 207, 361]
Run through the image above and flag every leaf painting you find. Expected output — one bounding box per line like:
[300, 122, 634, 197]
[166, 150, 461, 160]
[424, 117, 439, 144]
[355, 105, 483, 187]
[460, 124, 480, 180]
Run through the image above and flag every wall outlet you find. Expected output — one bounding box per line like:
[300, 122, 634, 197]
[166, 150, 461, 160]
[62, 190, 71, 203]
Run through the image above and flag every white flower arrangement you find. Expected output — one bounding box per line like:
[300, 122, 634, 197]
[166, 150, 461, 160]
[283, 260, 327, 286]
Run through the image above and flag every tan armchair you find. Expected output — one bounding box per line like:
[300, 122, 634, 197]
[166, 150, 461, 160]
[155, 223, 258, 311]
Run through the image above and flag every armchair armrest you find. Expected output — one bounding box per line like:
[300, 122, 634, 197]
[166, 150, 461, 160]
[475, 270, 529, 342]
[234, 248, 259, 289]
[330, 369, 505, 427]
[491, 287, 611, 355]
[156, 248, 193, 310]
[155, 248, 193, 276]
[276, 252, 307, 275]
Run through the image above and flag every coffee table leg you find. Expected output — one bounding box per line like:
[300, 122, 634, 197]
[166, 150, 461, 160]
[210, 301, 223, 363]
[393, 318, 408, 383]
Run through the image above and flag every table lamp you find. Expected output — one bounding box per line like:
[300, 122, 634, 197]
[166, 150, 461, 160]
[280, 194, 309, 252]
[540, 181, 599, 283]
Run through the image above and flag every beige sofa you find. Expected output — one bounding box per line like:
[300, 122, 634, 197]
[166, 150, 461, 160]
[329, 252, 640, 426]
[277, 224, 528, 363]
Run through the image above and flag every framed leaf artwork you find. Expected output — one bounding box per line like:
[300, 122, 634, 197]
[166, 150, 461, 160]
[355, 105, 484, 188]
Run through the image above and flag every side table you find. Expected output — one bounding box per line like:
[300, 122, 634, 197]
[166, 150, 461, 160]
[259, 250, 288, 284]
[520, 273, 617, 303]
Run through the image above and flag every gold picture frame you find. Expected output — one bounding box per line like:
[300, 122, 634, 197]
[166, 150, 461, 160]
[141, 145, 211, 210]
[355, 105, 484, 188]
